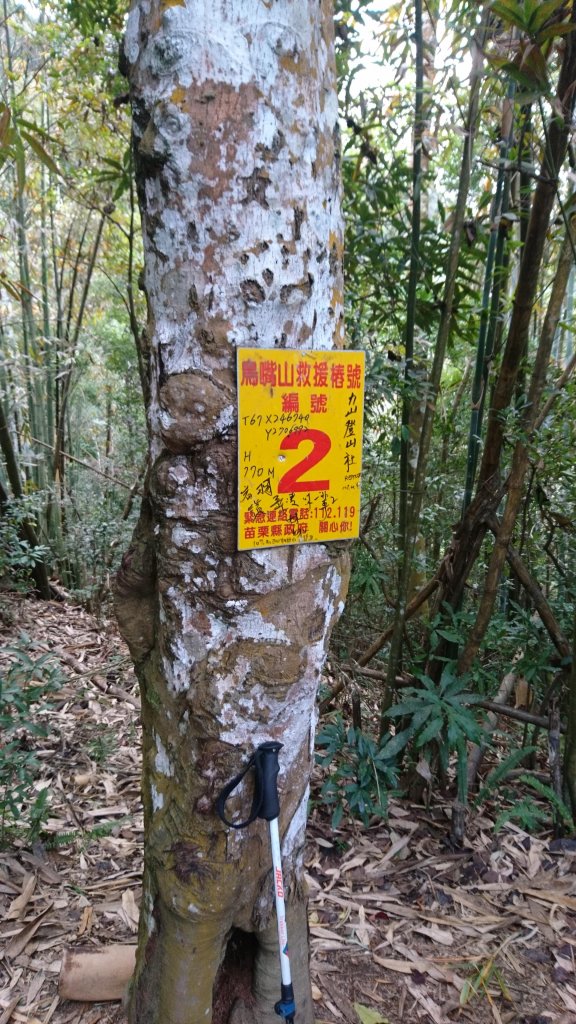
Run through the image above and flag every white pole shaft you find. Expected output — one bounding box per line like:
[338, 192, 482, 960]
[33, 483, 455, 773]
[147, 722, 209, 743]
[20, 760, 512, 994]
[268, 816, 292, 987]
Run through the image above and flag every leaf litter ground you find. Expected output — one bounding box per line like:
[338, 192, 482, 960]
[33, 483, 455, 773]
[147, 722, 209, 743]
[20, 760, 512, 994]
[1, 595, 575, 1024]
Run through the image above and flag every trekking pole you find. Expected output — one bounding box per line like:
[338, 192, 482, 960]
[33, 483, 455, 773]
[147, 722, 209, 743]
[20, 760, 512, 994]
[216, 741, 296, 1024]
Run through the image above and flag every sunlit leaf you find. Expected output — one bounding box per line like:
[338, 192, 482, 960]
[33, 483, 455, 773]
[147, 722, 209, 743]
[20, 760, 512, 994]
[537, 21, 576, 42]
[12, 129, 25, 195]
[20, 129, 61, 177]
[354, 1003, 389, 1024]
[528, 0, 572, 34]
[0, 104, 11, 148]
[491, 0, 530, 33]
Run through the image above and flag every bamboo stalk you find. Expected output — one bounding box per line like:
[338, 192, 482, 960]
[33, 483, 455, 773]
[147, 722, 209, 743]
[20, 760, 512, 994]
[463, 81, 515, 512]
[383, 0, 424, 717]
[478, 699, 566, 733]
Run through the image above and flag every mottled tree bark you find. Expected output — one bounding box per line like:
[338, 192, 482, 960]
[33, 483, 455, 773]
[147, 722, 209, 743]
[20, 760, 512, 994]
[115, 4, 347, 1023]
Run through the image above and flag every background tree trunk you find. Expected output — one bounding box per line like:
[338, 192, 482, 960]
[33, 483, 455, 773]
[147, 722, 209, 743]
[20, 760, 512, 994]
[116, 4, 348, 1023]
[428, 13, 576, 658]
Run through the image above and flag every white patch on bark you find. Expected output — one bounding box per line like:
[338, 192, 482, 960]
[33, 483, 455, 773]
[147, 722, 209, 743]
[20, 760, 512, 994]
[214, 656, 251, 701]
[184, 479, 219, 512]
[236, 609, 288, 644]
[249, 548, 292, 588]
[151, 783, 164, 812]
[216, 404, 235, 432]
[156, 205, 191, 255]
[167, 464, 189, 486]
[206, 614, 230, 651]
[309, 705, 318, 756]
[293, 544, 332, 581]
[171, 525, 203, 552]
[124, 6, 140, 65]
[241, 544, 332, 593]
[154, 733, 174, 776]
[142, 889, 156, 939]
[163, 634, 195, 693]
[282, 783, 309, 866]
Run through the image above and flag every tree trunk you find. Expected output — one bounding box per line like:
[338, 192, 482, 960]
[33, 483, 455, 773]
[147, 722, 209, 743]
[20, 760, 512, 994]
[0, 393, 51, 599]
[565, 604, 576, 818]
[384, 0, 424, 710]
[458, 220, 576, 673]
[477, 13, 576, 492]
[116, 4, 348, 1023]
[385, 9, 488, 702]
[410, 7, 488, 531]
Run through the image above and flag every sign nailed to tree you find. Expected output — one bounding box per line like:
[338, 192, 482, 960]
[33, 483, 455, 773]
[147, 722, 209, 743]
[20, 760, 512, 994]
[237, 349, 365, 550]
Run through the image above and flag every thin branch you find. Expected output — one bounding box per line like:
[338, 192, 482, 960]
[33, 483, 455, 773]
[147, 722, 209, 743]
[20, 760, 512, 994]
[486, 514, 571, 659]
[357, 568, 442, 668]
[22, 434, 140, 492]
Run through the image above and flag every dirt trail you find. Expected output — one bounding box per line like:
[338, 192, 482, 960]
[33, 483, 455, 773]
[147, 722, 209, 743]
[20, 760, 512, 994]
[1, 594, 575, 1024]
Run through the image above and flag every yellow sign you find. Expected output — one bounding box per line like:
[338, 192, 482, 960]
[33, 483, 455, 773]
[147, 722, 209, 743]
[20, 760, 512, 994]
[237, 349, 364, 550]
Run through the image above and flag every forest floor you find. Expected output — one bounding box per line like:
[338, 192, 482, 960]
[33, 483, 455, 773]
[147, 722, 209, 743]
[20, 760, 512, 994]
[1, 593, 576, 1024]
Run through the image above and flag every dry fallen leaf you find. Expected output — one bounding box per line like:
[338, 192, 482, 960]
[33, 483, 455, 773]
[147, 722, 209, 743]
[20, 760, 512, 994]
[23, 971, 46, 1009]
[353, 905, 371, 947]
[3, 904, 54, 960]
[0, 995, 20, 1024]
[77, 905, 94, 937]
[5, 874, 36, 921]
[413, 924, 455, 946]
[120, 889, 140, 932]
[405, 981, 444, 1024]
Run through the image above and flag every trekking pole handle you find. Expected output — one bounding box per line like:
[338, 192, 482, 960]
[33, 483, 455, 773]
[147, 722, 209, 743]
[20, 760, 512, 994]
[256, 741, 282, 822]
[215, 741, 283, 828]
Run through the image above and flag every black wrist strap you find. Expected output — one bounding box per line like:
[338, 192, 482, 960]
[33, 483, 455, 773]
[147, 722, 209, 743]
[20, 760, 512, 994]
[215, 741, 282, 829]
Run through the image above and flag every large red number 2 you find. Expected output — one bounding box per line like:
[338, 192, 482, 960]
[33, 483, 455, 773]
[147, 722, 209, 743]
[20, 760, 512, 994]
[277, 429, 331, 493]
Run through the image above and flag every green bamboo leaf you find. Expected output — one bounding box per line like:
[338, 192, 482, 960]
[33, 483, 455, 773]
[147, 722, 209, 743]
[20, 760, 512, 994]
[354, 1004, 389, 1024]
[446, 691, 484, 706]
[537, 21, 576, 42]
[417, 674, 436, 691]
[410, 705, 435, 732]
[100, 156, 124, 169]
[491, 0, 529, 33]
[488, 56, 547, 91]
[0, 104, 11, 149]
[416, 716, 443, 747]
[12, 129, 25, 195]
[113, 178, 130, 200]
[528, 0, 571, 33]
[459, 979, 474, 1007]
[381, 727, 412, 758]
[0, 271, 23, 301]
[20, 129, 60, 177]
[448, 712, 482, 744]
[386, 698, 429, 717]
[518, 42, 550, 86]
